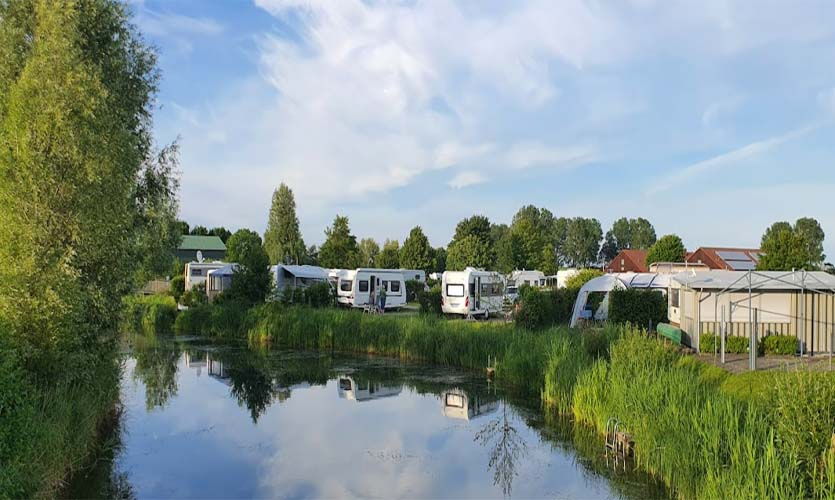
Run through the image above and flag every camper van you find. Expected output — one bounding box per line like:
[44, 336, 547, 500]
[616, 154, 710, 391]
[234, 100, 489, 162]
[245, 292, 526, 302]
[335, 268, 407, 310]
[398, 269, 426, 283]
[506, 269, 546, 301]
[184, 261, 229, 290]
[337, 376, 403, 402]
[441, 267, 505, 318]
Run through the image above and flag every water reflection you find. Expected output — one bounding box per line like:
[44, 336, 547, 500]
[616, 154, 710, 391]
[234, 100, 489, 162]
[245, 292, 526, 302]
[72, 335, 670, 499]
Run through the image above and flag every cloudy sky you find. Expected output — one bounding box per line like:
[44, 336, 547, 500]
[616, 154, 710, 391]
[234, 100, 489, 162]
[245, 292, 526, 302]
[136, 0, 835, 259]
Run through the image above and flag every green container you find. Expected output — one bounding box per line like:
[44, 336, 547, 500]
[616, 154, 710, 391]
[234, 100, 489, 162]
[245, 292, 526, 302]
[657, 323, 682, 345]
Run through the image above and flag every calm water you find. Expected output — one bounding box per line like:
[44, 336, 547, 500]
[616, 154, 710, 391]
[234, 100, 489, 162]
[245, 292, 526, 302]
[66, 335, 669, 499]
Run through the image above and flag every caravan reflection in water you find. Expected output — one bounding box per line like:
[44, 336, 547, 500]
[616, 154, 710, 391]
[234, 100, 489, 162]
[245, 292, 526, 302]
[442, 388, 499, 421]
[337, 376, 402, 402]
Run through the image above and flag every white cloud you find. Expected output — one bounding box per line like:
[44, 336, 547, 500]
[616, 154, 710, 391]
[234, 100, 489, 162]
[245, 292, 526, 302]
[447, 171, 487, 189]
[645, 125, 819, 195]
[505, 142, 597, 170]
[136, 8, 223, 55]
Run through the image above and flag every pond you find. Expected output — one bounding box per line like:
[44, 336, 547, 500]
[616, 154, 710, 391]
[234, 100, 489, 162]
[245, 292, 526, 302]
[65, 335, 669, 499]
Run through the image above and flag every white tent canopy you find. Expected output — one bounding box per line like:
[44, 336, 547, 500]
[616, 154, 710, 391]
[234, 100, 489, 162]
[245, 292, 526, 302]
[569, 273, 670, 327]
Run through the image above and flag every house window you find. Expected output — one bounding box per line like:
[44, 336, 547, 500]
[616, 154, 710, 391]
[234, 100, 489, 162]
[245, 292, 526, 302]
[339, 280, 353, 292]
[621, 259, 625, 266]
[191, 268, 203, 276]
[390, 281, 401, 293]
[359, 280, 369, 292]
[670, 289, 680, 308]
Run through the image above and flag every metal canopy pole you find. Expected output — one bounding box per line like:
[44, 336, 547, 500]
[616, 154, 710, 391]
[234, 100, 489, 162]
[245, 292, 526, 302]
[748, 271, 753, 369]
[801, 271, 806, 357]
[751, 308, 758, 371]
[721, 305, 726, 364]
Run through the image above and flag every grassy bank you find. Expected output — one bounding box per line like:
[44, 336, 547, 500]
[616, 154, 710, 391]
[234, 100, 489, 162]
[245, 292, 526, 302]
[0, 335, 120, 498]
[175, 302, 835, 498]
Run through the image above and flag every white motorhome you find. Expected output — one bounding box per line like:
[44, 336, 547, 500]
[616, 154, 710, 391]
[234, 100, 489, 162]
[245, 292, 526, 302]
[506, 269, 546, 300]
[334, 268, 407, 310]
[441, 267, 505, 318]
[184, 261, 228, 290]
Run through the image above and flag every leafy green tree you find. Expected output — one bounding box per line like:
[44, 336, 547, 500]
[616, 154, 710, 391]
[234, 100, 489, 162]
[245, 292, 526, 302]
[209, 227, 232, 243]
[377, 239, 400, 269]
[431, 246, 447, 274]
[263, 183, 306, 265]
[496, 232, 524, 274]
[539, 245, 558, 275]
[446, 235, 493, 271]
[0, 0, 172, 377]
[646, 234, 686, 266]
[306, 245, 319, 266]
[400, 226, 433, 273]
[758, 218, 825, 271]
[190, 225, 210, 236]
[552, 217, 570, 266]
[175, 220, 190, 235]
[600, 217, 656, 262]
[318, 215, 361, 269]
[225, 229, 270, 304]
[452, 215, 492, 245]
[359, 238, 380, 267]
[563, 218, 602, 267]
[510, 205, 556, 270]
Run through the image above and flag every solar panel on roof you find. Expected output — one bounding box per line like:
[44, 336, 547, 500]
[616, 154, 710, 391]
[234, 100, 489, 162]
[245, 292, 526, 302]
[716, 250, 752, 262]
[728, 260, 756, 270]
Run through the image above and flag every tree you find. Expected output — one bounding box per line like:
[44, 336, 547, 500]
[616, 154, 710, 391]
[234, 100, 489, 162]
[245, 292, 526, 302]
[563, 218, 602, 267]
[359, 238, 380, 267]
[377, 239, 401, 269]
[496, 232, 524, 274]
[400, 226, 433, 273]
[452, 215, 492, 245]
[190, 225, 209, 236]
[600, 217, 656, 262]
[446, 235, 493, 271]
[565, 269, 604, 290]
[431, 247, 447, 274]
[646, 234, 686, 266]
[306, 245, 319, 266]
[449, 215, 496, 270]
[758, 218, 826, 271]
[263, 183, 306, 265]
[552, 217, 570, 266]
[0, 0, 171, 376]
[209, 227, 232, 243]
[539, 245, 557, 275]
[509, 205, 556, 271]
[318, 215, 361, 269]
[225, 229, 270, 304]
[175, 220, 190, 235]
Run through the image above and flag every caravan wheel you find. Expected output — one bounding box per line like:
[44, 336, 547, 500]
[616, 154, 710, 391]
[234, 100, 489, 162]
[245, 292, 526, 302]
[483, 310, 489, 320]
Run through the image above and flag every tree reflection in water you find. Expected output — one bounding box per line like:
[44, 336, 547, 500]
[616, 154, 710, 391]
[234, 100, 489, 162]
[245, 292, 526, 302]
[474, 403, 528, 497]
[130, 334, 180, 411]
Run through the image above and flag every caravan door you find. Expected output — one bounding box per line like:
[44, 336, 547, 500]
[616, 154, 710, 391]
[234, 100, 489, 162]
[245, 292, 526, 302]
[475, 276, 482, 311]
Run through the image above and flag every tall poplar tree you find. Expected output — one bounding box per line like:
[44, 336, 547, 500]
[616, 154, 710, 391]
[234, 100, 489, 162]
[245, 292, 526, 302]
[318, 215, 361, 269]
[400, 226, 433, 273]
[263, 183, 306, 265]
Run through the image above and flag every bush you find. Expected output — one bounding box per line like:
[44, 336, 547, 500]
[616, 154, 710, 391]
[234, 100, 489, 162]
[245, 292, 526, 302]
[174, 303, 212, 335]
[181, 282, 207, 307]
[515, 287, 577, 329]
[763, 334, 798, 355]
[564, 269, 603, 290]
[405, 280, 423, 302]
[276, 282, 335, 308]
[122, 295, 177, 335]
[169, 275, 185, 303]
[417, 285, 442, 315]
[700, 333, 763, 355]
[608, 288, 667, 330]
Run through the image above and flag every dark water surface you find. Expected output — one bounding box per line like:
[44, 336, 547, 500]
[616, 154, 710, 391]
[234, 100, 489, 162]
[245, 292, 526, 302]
[65, 335, 669, 499]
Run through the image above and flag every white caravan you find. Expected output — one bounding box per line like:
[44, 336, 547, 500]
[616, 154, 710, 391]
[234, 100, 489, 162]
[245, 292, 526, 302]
[329, 269, 357, 306]
[184, 261, 228, 290]
[441, 267, 505, 318]
[399, 269, 426, 283]
[335, 268, 407, 310]
[337, 376, 402, 402]
[441, 388, 499, 421]
[506, 269, 546, 301]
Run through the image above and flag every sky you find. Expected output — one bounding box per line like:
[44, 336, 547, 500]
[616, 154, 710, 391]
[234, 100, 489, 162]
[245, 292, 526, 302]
[133, 0, 835, 260]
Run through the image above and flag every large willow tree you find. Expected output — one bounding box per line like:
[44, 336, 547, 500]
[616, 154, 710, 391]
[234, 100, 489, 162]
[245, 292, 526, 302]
[0, 0, 178, 376]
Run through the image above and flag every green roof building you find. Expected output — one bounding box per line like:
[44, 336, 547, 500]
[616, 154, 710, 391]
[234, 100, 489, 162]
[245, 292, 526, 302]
[177, 235, 227, 262]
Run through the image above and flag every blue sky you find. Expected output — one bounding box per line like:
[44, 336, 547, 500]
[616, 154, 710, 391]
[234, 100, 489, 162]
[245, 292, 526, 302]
[134, 0, 835, 260]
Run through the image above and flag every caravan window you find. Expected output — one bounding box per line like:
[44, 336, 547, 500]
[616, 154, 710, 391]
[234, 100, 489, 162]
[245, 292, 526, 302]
[389, 281, 401, 293]
[539, 279, 546, 286]
[446, 284, 465, 297]
[414, 274, 420, 281]
[492, 282, 504, 295]
[670, 289, 680, 308]
[359, 280, 369, 292]
[191, 268, 203, 276]
[339, 280, 353, 292]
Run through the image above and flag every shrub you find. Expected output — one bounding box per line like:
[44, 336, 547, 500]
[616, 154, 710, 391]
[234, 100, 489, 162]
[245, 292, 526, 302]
[564, 269, 603, 290]
[515, 287, 577, 329]
[763, 335, 798, 355]
[276, 282, 334, 308]
[700, 333, 763, 355]
[169, 275, 185, 303]
[122, 295, 177, 335]
[417, 285, 442, 315]
[405, 280, 423, 302]
[174, 303, 212, 335]
[608, 288, 667, 330]
[181, 282, 207, 307]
